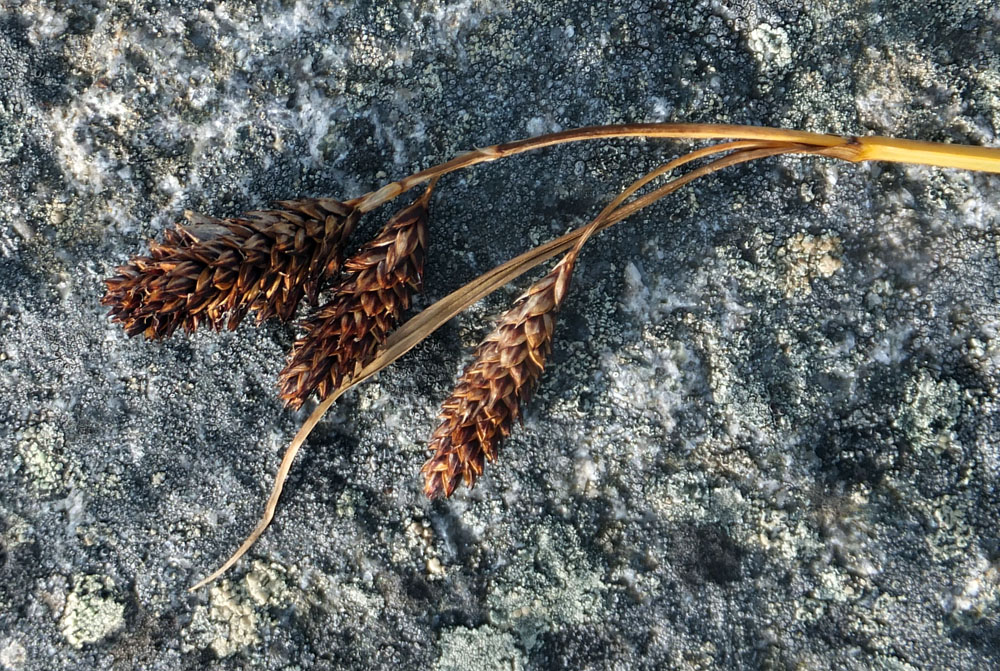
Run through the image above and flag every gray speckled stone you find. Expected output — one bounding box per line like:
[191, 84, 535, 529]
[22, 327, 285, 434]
[2, 1, 999, 669]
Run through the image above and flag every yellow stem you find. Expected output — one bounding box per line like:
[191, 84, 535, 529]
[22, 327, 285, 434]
[852, 136, 1000, 173]
[356, 123, 1000, 212]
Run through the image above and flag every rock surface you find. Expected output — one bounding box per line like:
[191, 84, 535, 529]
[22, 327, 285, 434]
[1, 0, 999, 669]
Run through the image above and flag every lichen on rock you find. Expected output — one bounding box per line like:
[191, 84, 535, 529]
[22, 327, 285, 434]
[59, 575, 125, 649]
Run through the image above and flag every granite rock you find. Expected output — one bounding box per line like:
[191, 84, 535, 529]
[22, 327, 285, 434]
[1, 0, 999, 669]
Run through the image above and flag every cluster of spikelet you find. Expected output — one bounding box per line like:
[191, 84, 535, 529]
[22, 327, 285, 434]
[103, 180, 570, 500]
[103, 199, 359, 338]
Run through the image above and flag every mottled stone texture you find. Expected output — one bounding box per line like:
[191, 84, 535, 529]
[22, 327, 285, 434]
[1, 1, 999, 669]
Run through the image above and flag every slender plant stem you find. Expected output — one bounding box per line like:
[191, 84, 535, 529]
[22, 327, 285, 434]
[188, 182, 445, 593]
[187, 388, 333, 591]
[356, 143, 828, 392]
[566, 140, 787, 262]
[592, 140, 782, 225]
[355, 123, 1000, 212]
[355, 144, 812, 394]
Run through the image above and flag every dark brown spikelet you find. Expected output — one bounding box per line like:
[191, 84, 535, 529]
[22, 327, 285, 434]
[101, 199, 359, 339]
[421, 252, 576, 498]
[278, 196, 429, 409]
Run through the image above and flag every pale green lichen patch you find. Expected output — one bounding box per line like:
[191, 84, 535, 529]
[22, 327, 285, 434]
[923, 495, 977, 563]
[184, 562, 294, 658]
[434, 626, 525, 671]
[752, 506, 825, 563]
[0, 638, 27, 669]
[2, 514, 31, 552]
[389, 514, 446, 580]
[894, 370, 962, 456]
[14, 422, 67, 495]
[944, 559, 1000, 627]
[185, 581, 260, 658]
[486, 525, 604, 652]
[778, 231, 843, 296]
[244, 562, 292, 607]
[747, 22, 792, 71]
[59, 575, 125, 649]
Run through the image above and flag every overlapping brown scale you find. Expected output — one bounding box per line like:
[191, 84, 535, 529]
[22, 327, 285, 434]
[102, 198, 359, 339]
[278, 196, 429, 409]
[421, 253, 576, 498]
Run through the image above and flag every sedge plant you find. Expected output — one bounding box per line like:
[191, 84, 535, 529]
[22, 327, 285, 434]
[99, 123, 1000, 590]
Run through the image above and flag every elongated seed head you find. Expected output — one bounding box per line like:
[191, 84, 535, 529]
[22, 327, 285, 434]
[421, 253, 576, 498]
[102, 199, 359, 339]
[278, 197, 429, 408]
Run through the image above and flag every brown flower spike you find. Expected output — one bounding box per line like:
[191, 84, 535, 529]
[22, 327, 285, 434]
[102, 198, 359, 339]
[278, 190, 430, 409]
[422, 251, 577, 498]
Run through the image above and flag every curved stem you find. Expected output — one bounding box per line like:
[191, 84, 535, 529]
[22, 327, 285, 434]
[357, 143, 810, 392]
[187, 399, 329, 591]
[356, 123, 1000, 212]
[189, 141, 747, 588]
[189, 182, 440, 592]
[561, 140, 784, 267]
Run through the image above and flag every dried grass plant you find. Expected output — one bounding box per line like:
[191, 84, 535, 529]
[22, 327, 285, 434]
[100, 123, 1000, 590]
